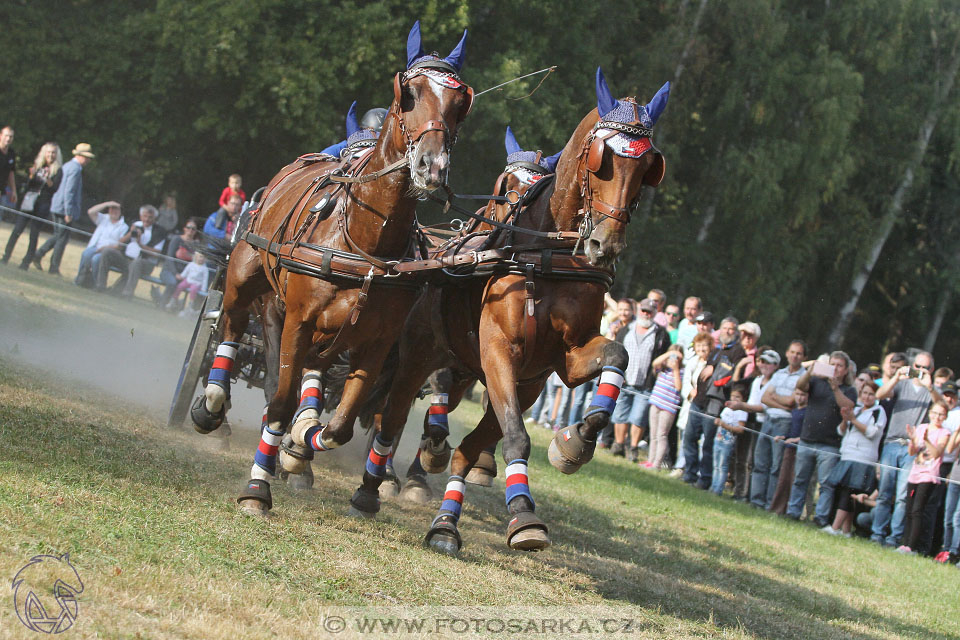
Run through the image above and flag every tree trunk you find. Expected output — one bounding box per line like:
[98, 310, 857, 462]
[618, 0, 709, 296]
[826, 45, 960, 350]
[923, 289, 952, 353]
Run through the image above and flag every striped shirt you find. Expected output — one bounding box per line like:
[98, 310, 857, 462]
[650, 367, 683, 414]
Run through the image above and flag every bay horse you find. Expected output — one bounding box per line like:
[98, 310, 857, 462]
[190, 21, 474, 516]
[301, 67, 669, 552]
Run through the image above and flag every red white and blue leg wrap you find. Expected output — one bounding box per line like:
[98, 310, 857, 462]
[365, 435, 393, 478]
[427, 393, 450, 433]
[302, 424, 333, 452]
[436, 475, 466, 522]
[584, 366, 624, 419]
[252, 424, 284, 479]
[207, 342, 239, 391]
[505, 459, 535, 508]
[293, 371, 323, 421]
[259, 405, 268, 433]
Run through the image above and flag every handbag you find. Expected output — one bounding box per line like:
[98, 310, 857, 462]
[20, 190, 39, 213]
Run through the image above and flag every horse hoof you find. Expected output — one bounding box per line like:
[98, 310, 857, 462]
[419, 438, 451, 474]
[464, 467, 494, 487]
[286, 466, 314, 491]
[548, 425, 595, 475]
[349, 487, 380, 517]
[400, 475, 432, 503]
[506, 511, 551, 552]
[428, 533, 461, 557]
[290, 416, 322, 448]
[508, 528, 551, 551]
[279, 434, 314, 476]
[191, 395, 224, 434]
[425, 515, 462, 556]
[238, 498, 271, 517]
[379, 475, 401, 500]
[347, 506, 377, 519]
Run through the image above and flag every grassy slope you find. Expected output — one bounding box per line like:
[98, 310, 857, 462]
[0, 362, 957, 639]
[0, 223, 957, 638]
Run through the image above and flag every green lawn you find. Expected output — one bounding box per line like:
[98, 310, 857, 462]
[0, 222, 957, 639]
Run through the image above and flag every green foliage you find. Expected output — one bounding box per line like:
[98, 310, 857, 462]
[3, 0, 960, 365]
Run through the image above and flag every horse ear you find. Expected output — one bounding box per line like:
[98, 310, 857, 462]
[443, 29, 468, 71]
[595, 67, 618, 118]
[646, 81, 670, 125]
[406, 20, 424, 69]
[345, 101, 359, 137]
[504, 126, 521, 155]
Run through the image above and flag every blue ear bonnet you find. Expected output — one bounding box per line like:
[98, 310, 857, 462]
[504, 126, 562, 172]
[344, 101, 378, 145]
[596, 66, 670, 127]
[406, 20, 468, 71]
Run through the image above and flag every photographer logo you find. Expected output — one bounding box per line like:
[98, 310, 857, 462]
[11, 553, 84, 634]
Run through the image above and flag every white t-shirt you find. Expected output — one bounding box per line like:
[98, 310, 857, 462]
[748, 376, 771, 424]
[179, 262, 209, 290]
[87, 212, 129, 250]
[717, 407, 747, 443]
[125, 221, 164, 259]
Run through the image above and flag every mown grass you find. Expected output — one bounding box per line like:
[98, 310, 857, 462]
[0, 360, 958, 639]
[0, 220, 958, 638]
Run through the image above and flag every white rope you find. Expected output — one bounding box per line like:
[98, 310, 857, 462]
[475, 66, 556, 98]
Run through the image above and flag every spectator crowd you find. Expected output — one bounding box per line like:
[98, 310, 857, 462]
[0, 127, 245, 314]
[528, 290, 960, 566]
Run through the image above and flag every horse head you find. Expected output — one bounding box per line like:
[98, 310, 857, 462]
[566, 68, 669, 268]
[387, 21, 474, 192]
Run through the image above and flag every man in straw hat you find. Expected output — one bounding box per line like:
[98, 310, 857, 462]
[34, 142, 94, 275]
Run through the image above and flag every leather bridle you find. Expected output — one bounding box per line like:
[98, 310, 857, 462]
[573, 98, 662, 241]
[387, 60, 474, 161]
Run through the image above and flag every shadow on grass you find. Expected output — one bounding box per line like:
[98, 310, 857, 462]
[429, 438, 954, 640]
[2, 398, 953, 640]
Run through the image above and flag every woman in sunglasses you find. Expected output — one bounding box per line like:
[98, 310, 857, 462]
[156, 218, 200, 309]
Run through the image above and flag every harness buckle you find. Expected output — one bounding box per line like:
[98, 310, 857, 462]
[382, 260, 402, 278]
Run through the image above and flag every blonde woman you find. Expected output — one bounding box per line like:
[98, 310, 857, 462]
[2, 142, 62, 269]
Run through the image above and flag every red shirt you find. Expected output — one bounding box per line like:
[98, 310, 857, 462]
[219, 186, 247, 208]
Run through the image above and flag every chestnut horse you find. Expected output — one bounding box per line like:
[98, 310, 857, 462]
[190, 21, 473, 516]
[314, 68, 670, 552]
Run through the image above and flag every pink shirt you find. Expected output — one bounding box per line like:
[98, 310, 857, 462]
[907, 424, 950, 484]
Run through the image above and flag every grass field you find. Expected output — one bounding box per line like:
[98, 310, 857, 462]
[0, 221, 958, 639]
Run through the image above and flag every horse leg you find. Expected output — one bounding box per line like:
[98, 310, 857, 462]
[297, 339, 396, 518]
[548, 336, 628, 474]
[236, 316, 313, 516]
[424, 404, 502, 555]
[192, 245, 270, 433]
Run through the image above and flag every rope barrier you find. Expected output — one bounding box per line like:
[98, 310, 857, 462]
[0, 203, 197, 268]
[605, 383, 960, 487]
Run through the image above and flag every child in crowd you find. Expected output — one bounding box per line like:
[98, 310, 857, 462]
[218, 173, 246, 208]
[769, 387, 808, 514]
[710, 385, 748, 495]
[897, 400, 951, 554]
[168, 252, 209, 316]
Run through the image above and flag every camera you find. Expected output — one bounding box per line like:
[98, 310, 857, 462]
[908, 366, 922, 379]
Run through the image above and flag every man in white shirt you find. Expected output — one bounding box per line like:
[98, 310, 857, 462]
[75, 201, 128, 287]
[750, 339, 808, 509]
[95, 204, 167, 297]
